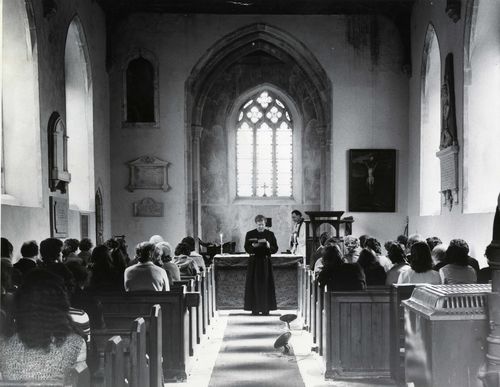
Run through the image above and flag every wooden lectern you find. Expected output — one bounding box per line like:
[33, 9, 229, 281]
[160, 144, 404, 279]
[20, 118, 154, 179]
[304, 211, 354, 265]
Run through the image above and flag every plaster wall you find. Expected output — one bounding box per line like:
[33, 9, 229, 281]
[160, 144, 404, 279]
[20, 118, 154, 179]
[1, 0, 111, 260]
[408, 0, 494, 265]
[109, 14, 409, 251]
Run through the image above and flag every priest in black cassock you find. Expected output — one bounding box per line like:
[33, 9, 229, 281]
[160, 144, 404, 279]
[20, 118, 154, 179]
[243, 214, 278, 315]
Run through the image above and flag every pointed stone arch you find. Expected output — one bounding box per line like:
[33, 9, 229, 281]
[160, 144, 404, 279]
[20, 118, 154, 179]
[185, 23, 332, 239]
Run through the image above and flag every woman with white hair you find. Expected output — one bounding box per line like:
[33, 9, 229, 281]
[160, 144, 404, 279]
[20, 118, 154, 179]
[155, 242, 180, 286]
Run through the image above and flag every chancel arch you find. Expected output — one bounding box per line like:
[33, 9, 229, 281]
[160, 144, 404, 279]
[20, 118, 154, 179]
[64, 16, 95, 212]
[419, 23, 441, 216]
[463, 0, 500, 213]
[186, 23, 331, 250]
[1, 0, 42, 206]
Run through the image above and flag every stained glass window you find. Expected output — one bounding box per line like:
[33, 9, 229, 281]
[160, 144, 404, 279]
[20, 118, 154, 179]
[236, 91, 293, 198]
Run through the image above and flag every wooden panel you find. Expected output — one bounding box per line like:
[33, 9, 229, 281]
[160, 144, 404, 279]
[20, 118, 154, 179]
[95, 291, 192, 381]
[325, 289, 391, 379]
[105, 336, 127, 387]
[130, 318, 149, 387]
[149, 305, 162, 387]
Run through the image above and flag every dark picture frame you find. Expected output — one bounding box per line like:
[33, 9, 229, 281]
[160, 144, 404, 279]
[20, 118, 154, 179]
[348, 149, 396, 212]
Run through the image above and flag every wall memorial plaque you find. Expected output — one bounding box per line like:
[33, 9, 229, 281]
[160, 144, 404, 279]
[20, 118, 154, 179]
[436, 145, 459, 211]
[50, 196, 68, 238]
[127, 155, 170, 192]
[133, 197, 164, 217]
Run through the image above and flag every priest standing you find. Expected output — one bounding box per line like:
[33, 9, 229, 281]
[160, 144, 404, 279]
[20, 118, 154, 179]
[244, 214, 278, 315]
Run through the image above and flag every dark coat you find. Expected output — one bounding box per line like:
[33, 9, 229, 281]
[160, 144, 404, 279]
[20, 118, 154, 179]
[243, 229, 278, 313]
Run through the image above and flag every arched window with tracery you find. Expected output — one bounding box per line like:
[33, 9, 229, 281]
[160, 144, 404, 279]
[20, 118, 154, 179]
[236, 90, 293, 198]
[420, 24, 441, 216]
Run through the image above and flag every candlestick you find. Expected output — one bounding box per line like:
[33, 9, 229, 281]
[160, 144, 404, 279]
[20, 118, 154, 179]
[220, 233, 223, 255]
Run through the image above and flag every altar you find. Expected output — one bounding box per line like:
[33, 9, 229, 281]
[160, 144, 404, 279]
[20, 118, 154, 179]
[213, 254, 304, 310]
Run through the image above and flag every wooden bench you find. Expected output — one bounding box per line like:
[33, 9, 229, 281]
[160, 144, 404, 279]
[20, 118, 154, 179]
[105, 336, 128, 387]
[0, 363, 90, 387]
[90, 307, 161, 387]
[389, 284, 416, 385]
[94, 288, 199, 381]
[323, 287, 391, 379]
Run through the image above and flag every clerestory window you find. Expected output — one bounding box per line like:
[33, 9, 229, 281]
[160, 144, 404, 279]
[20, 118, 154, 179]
[236, 90, 293, 198]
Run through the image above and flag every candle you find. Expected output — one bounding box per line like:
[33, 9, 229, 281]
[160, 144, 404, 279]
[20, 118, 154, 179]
[220, 233, 223, 255]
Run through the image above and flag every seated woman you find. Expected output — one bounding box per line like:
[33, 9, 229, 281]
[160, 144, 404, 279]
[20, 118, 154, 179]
[87, 245, 123, 291]
[0, 269, 86, 381]
[317, 245, 366, 291]
[173, 242, 200, 276]
[154, 242, 180, 286]
[357, 249, 387, 286]
[385, 243, 410, 285]
[398, 241, 441, 284]
[439, 243, 477, 284]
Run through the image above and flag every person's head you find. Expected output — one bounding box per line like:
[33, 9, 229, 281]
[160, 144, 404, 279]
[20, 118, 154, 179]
[46, 263, 76, 295]
[20, 240, 38, 258]
[105, 238, 119, 250]
[397, 235, 408, 248]
[39, 238, 63, 263]
[426, 237, 442, 252]
[344, 236, 359, 252]
[254, 214, 267, 232]
[138, 242, 155, 263]
[13, 269, 75, 349]
[62, 238, 79, 256]
[449, 239, 470, 254]
[407, 234, 425, 253]
[365, 237, 382, 255]
[90, 245, 113, 267]
[155, 242, 173, 263]
[1, 258, 13, 292]
[175, 242, 191, 257]
[181, 237, 195, 252]
[149, 235, 164, 245]
[384, 240, 395, 255]
[431, 244, 447, 265]
[319, 232, 331, 247]
[65, 261, 89, 289]
[322, 245, 343, 269]
[359, 235, 370, 248]
[79, 238, 93, 252]
[446, 241, 469, 266]
[410, 241, 433, 273]
[1, 237, 13, 259]
[291, 210, 303, 224]
[388, 243, 406, 265]
[357, 248, 377, 269]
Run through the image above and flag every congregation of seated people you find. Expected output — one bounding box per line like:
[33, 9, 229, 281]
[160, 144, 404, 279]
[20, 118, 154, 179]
[313, 232, 489, 291]
[0, 234, 208, 382]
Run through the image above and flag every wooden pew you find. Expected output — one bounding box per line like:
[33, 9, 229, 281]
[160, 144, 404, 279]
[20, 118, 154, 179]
[91, 316, 152, 387]
[105, 336, 128, 387]
[149, 305, 162, 387]
[323, 287, 391, 379]
[0, 363, 90, 387]
[178, 275, 203, 348]
[174, 279, 197, 356]
[314, 280, 324, 354]
[95, 288, 199, 382]
[389, 284, 416, 385]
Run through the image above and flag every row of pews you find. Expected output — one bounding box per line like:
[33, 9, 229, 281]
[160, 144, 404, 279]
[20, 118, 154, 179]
[297, 264, 490, 385]
[90, 265, 217, 385]
[0, 266, 216, 387]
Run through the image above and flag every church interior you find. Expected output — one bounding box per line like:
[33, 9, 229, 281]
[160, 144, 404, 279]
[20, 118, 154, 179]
[2, 0, 500, 385]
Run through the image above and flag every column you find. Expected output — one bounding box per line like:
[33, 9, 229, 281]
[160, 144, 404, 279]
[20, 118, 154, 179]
[192, 125, 204, 247]
[481, 193, 500, 386]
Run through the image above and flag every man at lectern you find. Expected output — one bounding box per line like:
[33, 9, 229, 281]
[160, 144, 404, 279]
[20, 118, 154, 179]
[290, 210, 306, 257]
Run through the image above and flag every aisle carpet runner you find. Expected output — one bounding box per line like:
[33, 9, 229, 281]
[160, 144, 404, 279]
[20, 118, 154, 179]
[208, 312, 305, 387]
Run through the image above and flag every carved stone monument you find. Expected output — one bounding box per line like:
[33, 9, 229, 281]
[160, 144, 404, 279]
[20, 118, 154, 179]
[127, 156, 170, 192]
[133, 197, 164, 217]
[437, 53, 459, 211]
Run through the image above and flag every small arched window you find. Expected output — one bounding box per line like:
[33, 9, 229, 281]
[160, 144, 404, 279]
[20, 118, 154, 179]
[126, 57, 155, 123]
[236, 90, 293, 198]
